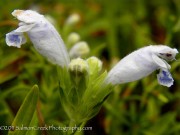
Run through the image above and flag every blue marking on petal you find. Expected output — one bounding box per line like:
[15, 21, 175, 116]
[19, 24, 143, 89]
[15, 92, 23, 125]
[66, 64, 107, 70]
[162, 70, 167, 76]
[157, 70, 173, 87]
[8, 34, 20, 44]
[159, 74, 173, 83]
[6, 31, 26, 48]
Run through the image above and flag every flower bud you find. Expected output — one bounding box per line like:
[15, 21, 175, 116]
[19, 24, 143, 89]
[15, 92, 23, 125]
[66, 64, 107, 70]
[86, 56, 102, 75]
[65, 13, 80, 25]
[69, 41, 90, 58]
[69, 58, 89, 76]
[67, 32, 80, 46]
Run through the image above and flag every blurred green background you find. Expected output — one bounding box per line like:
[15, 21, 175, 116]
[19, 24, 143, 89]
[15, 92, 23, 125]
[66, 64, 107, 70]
[0, 0, 180, 135]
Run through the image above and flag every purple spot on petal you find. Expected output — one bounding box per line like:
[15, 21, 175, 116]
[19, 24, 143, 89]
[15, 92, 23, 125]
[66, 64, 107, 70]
[159, 74, 173, 83]
[162, 70, 167, 76]
[158, 70, 173, 87]
[9, 34, 20, 44]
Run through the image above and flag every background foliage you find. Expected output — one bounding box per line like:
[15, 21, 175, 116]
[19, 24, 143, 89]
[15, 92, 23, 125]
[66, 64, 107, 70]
[0, 0, 180, 135]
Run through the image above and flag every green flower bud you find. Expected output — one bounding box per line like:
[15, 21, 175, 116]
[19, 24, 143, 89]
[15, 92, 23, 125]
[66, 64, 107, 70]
[69, 58, 89, 76]
[86, 56, 102, 75]
[69, 41, 90, 58]
[65, 13, 80, 25]
[67, 32, 80, 46]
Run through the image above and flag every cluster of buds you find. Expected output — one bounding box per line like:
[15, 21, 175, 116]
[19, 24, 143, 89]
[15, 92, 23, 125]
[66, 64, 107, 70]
[6, 10, 179, 125]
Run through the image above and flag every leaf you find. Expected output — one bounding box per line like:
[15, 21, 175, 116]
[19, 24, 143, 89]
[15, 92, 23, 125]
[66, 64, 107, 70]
[26, 112, 39, 135]
[8, 85, 39, 135]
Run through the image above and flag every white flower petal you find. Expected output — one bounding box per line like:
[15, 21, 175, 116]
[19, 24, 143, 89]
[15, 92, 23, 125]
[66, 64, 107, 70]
[152, 54, 170, 69]
[155, 46, 178, 61]
[27, 21, 70, 67]
[6, 31, 26, 48]
[106, 49, 156, 84]
[14, 23, 36, 32]
[12, 10, 44, 23]
[157, 69, 174, 87]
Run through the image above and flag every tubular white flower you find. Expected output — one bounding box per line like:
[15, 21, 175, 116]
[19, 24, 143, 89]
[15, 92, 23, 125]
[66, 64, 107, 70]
[6, 9, 70, 67]
[106, 45, 178, 87]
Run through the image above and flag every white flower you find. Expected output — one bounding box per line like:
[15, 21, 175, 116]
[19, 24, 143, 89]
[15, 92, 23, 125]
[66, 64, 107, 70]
[6, 9, 70, 67]
[106, 45, 178, 87]
[69, 41, 90, 58]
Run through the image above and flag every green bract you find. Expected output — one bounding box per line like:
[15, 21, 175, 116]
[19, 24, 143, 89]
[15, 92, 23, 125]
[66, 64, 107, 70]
[58, 60, 112, 126]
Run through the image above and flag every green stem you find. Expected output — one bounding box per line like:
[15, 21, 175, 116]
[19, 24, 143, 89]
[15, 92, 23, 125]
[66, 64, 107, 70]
[67, 120, 86, 135]
[67, 119, 76, 135]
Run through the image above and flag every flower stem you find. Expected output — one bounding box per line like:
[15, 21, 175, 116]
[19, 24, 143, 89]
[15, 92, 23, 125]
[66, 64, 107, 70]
[67, 119, 76, 135]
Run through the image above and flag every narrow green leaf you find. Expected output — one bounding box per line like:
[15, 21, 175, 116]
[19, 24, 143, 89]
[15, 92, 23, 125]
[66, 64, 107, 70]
[8, 85, 39, 135]
[26, 111, 39, 135]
